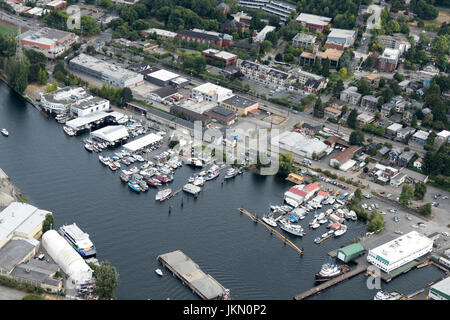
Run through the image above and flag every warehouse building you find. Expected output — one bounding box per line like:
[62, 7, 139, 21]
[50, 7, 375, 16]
[144, 69, 180, 87]
[429, 277, 450, 300]
[91, 125, 129, 144]
[69, 54, 144, 88]
[123, 133, 163, 153]
[367, 231, 433, 273]
[148, 87, 178, 103]
[11, 259, 62, 293]
[191, 82, 234, 103]
[0, 238, 36, 275]
[221, 95, 259, 116]
[273, 131, 328, 159]
[337, 243, 365, 263]
[204, 106, 237, 126]
[0, 202, 51, 250]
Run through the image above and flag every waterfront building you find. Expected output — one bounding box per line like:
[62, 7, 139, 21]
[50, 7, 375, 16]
[91, 125, 129, 144]
[123, 133, 163, 153]
[337, 243, 365, 263]
[0, 202, 51, 249]
[19, 27, 79, 59]
[41, 230, 93, 285]
[428, 276, 450, 300]
[367, 231, 433, 273]
[69, 54, 144, 88]
[70, 96, 110, 117]
[295, 13, 332, 32]
[0, 238, 36, 275]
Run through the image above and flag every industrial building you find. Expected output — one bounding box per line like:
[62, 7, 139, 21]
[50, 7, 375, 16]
[0, 202, 51, 250]
[69, 54, 144, 88]
[123, 133, 163, 153]
[11, 259, 62, 293]
[367, 231, 433, 273]
[19, 27, 78, 59]
[41, 230, 93, 285]
[336, 243, 365, 263]
[204, 106, 237, 126]
[191, 82, 234, 103]
[429, 277, 450, 300]
[329, 146, 360, 169]
[274, 131, 329, 159]
[148, 87, 178, 103]
[144, 69, 180, 87]
[221, 95, 259, 116]
[90, 125, 129, 144]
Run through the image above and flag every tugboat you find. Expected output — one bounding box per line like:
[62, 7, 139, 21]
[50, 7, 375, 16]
[1, 128, 8, 137]
[315, 261, 350, 282]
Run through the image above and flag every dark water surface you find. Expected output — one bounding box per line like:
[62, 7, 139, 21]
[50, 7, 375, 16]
[0, 81, 444, 299]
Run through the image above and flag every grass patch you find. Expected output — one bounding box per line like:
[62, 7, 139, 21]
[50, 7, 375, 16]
[0, 22, 20, 37]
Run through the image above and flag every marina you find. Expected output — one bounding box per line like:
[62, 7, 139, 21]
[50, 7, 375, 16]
[157, 250, 230, 300]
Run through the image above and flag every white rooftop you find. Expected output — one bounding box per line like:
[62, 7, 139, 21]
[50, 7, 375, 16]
[148, 69, 180, 82]
[0, 202, 50, 243]
[368, 231, 433, 266]
[91, 125, 129, 143]
[381, 48, 400, 60]
[123, 133, 163, 152]
[387, 123, 403, 131]
[328, 28, 357, 38]
[65, 111, 110, 130]
[296, 13, 332, 26]
[413, 130, 430, 140]
[437, 130, 450, 139]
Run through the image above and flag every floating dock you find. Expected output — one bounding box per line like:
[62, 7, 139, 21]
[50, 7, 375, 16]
[294, 263, 368, 300]
[237, 208, 303, 256]
[158, 250, 228, 300]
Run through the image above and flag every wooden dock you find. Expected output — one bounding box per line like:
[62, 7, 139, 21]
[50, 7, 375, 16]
[237, 208, 303, 256]
[294, 264, 367, 300]
[158, 250, 228, 300]
[315, 232, 334, 244]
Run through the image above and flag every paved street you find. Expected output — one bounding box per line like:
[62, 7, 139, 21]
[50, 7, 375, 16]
[0, 286, 27, 300]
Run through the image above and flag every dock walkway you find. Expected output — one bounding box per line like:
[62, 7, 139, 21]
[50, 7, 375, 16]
[294, 263, 368, 300]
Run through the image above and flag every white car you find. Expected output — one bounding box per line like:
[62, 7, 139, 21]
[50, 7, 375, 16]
[386, 193, 392, 198]
[442, 232, 449, 237]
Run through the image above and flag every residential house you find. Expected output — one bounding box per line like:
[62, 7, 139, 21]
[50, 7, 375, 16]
[413, 158, 423, 170]
[388, 148, 403, 163]
[386, 123, 403, 136]
[360, 95, 379, 111]
[340, 87, 362, 106]
[356, 112, 375, 128]
[398, 151, 415, 167]
[436, 130, 450, 147]
[396, 127, 416, 142]
[411, 130, 430, 144]
[324, 107, 342, 120]
[365, 73, 381, 88]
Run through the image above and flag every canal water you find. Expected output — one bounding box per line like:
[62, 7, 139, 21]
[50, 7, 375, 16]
[0, 81, 445, 300]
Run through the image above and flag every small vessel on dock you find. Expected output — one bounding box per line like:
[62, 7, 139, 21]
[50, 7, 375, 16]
[84, 143, 94, 152]
[58, 223, 96, 259]
[262, 215, 277, 227]
[279, 220, 304, 236]
[109, 162, 119, 171]
[193, 176, 205, 186]
[183, 183, 201, 196]
[63, 126, 76, 136]
[1, 128, 8, 137]
[314, 237, 321, 244]
[315, 262, 350, 282]
[156, 188, 172, 202]
[373, 291, 402, 300]
[99, 155, 110, 166]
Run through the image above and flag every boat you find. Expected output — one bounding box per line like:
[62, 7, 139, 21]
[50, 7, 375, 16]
[193, 177, 205, 186]
[279, 220, 304, 236]
[312, 222, 320, 229]
[128, 181, 141, 193]
[373, 291, 402, 300]
[109, 162, 119, 171]
[138, 180, 148, 192]
[145, 177, 160, 187]
[224, 168, 238, 179]
[262, 216, 277, 227]
[58, 223, 96, 259]
[156, 175, 169, 184]
[222, 288, 231, 300]
[334, 225, 347, 237]
[120, 172, 130, 183]
[84, 143, 94, 152]
[129, 166, 139, 174]
[155, 269, 163, 276]
[134, 155, 145, 162]
[183, 183, 201, 196]
[314, 237, 321, 244]
[205, 170, 219, 181]
[1, 128, 8, 137]
[198, 170, 207, 176]
[63, 126, 76, 136]
[99, 155, 110, 166]
[319, 217, 328, 224]
[325, 209, 333, 215]
[155, 188, 172, 202]
[315, 262, 350, 282]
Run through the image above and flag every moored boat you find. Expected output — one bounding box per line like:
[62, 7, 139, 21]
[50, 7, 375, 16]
[1, 128, 8, 137]
[315, 262, 350, 282]
[205, 170, 219, 181]
[128, 181, 141, 193]
[58, 223, 96, 259]
[262, 216, 277, 227]
[155, 188, 172, 201]
[84, 143, 94, 152]
[279, 220, 304, 236]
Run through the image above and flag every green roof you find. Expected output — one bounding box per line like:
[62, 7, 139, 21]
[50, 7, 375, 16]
[338, 243, 365, 257]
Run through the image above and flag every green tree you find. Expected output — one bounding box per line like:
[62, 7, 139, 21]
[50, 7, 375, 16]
[278, 152, 293, 177]
[4, 56, 30, 94]
[313, 98, 324, 118]
[368, 212, 384, 232]
[94, 261, 119, 300]
[37, 68, 48, 85]
[357, 78, 371, 95]
[349, 130, 365, 146]
[119, 87, 133, 107]
[347, 108, 358, 129]
[399, 184, 414, 206]
[414, 182, 427, 200]
[42, 214, 54, 233]
[419, 202, 432, 216]
[81, 15, 100, 36]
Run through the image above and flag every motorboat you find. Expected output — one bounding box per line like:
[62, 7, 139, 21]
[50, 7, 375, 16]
[334, 225, 347, 237]
[1, 128, 8, 137]
[84, 143, 94, 152]
[315, 262, 350, 282]
[155, 188, 172, 202]
[319, 217, 328, 225]
[373, 291, 402, 300]
[155, 269, 163, 276]
[113, 161, 121, 169]
[128, 181, 141, 193]
[193, 177, 205, 186]
[224, 168, 238, 179]
[314, 237, 321, 244]
[198, 170, 207, 176]
[205, 170, 219, 181]
[120, 172, 130, 183]
[63, 126, 76, 136]
[99, 155, 110, 166]
[58, 223, 96, 259]
[134, 155, 145, 162]
[312, 222, 320, 229]
[145, 177, 160, 187]
[109, 162, 119, 171]
[262, 216, 277, 228]
[279, 220, 304, 236]
[138, 180, 148, 192]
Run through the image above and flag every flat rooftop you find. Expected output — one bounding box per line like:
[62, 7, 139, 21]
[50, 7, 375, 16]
[20, 27, 74, 46]
[148, 69, 180, 82]
[222, 95, 257, 109]
[123, 133, 163, 152]
[65, 111, 111, 130]
[0, 239, 35, 272]
[296, 13, 332, 26]
[91, 125, 129, 143]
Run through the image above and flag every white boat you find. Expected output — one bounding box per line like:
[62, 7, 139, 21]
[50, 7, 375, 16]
[312, 223, 320, 229]
[99, 155, 111, 166]
[319, 217, 328, 225]
[284, 197, 299, 208]
[155, 188, 172, 201]
[325, 209, 333, 215]
[373, 291, 402, 300]
[84, 143, 94, 152]
[109, 162, 119, 171]
[279, 220, 304, 236]
[334, 225, 347, 237]
[205, 171, 219, 181]
[183, 183, 201, 195]
[1, 128, 9, 137]
[262, 216, 277, 227]
[193, 177, 205, 186]
[314, 237, 321, 244]
[155, 269, 163, 276]
[63, 126, 76, 136]
[198, 170, 207, 176]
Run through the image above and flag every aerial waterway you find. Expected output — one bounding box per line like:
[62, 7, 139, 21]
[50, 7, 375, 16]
[0, 81, 444, 299]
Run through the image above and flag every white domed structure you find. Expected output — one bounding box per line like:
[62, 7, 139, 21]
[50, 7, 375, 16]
[41, 230, 93, 284]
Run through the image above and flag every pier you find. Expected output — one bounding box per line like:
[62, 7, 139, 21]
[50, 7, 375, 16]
[294, 263, 368, 300]
[315, 232, 334, 244]
[237, 208, 303, 256]
[158, 250, 228, 300]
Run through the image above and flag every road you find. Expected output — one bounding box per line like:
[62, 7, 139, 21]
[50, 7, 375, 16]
[0, 285, 27, 300]
[0, 9, 45, 31]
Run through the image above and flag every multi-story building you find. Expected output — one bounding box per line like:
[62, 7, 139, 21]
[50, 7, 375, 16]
[70, 97, 110, 117]
[232, 11, 253, 26]
[340, 87, 362, 105]
[262, 1, 296, 23]
[237, 0, 269, 10]
[19, 27, 79, 59]
[237, 59, 291, 88]
[202, 49, 238, 66]
[141, 28, 178, 40]
[377, 48, 400, 72]
[356, 112, 375, 128]
[177, 29, 233, 47]
[292, 33, 316, 48]
[325, 28, 357, 50]
[411, 130, 430, 144]
[220, 20, 246, 34]
[378, 34, 411, 54]
[396, 127, 416, 142]
[221, 95, 259, 116]
[69, 54, 144, 88]
[360, 95, 379, 111]
[386, 123, 403, 136]
[290, 69, 327, 93]
[428, 276, 450, 300]
[191, 82, 234, 103]
[295, 13, 332, 32]
[300, 48, 343, 69]
[324, 106, 342, 120]
[253, 25, 276, 43]
[367, 231, 433, 273]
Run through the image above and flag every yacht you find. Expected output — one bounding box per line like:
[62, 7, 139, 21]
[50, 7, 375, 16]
[314, 237, 321, 244]
[155, 269, 163, 277]
[99, 155, 110, 166]
[63, 126, 76, 136]
[205, 170, 219, 181]
[1, 129, 8, 137]
[279, 220, 304, 236]
[138, 180, 148, 192]
[155, 188, 172, 202]
[198, 170, 207, 176]
[319, 217, 328, 225]
[262, 215, 277, 228]
[58, 223, 96, 259]
[193, 176, 205, 186]
[128, 181, 141, 193]
[373, 291, 402, 300]
[224, 168, 238, 179]
[334, 225, 347, 237]
[315, 262, 349, 282]
[84, 143, 94, 152]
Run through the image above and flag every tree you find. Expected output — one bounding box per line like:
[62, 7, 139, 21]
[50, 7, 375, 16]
[357, 78, 371, 95]
[81, 15, 100, 36]
[347, 109, 358, 129]
[42, 214, 54, 233]
[120, 87, 133, 107]
[432, 35, 449, 57]
[411, 115, 418, 128]
[313, 98, 324, 118]
[37, 68, 48, 85]
[94, 261, 119, 300]
[393, 72, 405, 82]
[349, 130, 365, 146]
[339, 67, 347, 78]
[353, 188, 362, 204]
[321, 58, 330, 77]
[368, 212, 384, 232]
[414, 182, 427, 200]
[260, 40, 272, 54]
[419, 203, 432, 216]
[399, 184, 414, 206]
[4, 56, 30, 94]
[278, 153, 293, 177]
